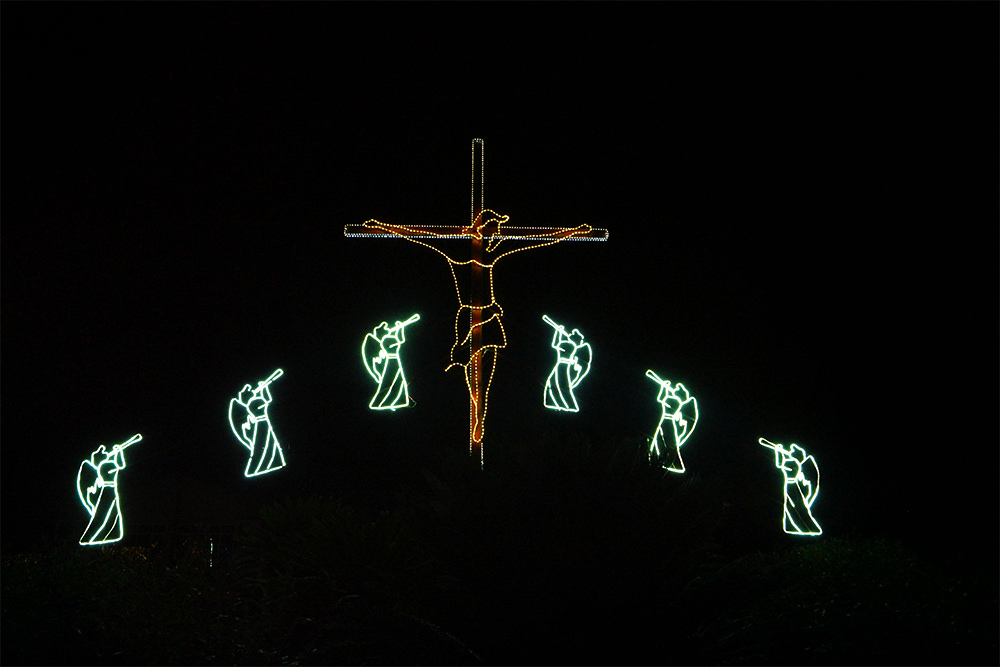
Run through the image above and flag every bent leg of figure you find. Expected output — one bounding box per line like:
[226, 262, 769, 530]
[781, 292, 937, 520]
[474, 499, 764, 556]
[469, 347, 498, 445]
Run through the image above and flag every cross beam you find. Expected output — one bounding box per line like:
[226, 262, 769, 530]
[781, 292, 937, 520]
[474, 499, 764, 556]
[346, 139, 608, 466]
[344, 225, 609, 240]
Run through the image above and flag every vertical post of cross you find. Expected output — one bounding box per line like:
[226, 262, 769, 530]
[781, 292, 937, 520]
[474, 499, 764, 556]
[344, 139, 609, 468]
[470, 138, 485, 466]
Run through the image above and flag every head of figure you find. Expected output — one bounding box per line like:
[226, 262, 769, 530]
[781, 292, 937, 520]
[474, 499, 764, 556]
[779, 444, 806, 475]
[91, 445, 108, 465]
[376, 322, 402, 346]
[469, 210, 509, 240]
[238, 384, 255, 405]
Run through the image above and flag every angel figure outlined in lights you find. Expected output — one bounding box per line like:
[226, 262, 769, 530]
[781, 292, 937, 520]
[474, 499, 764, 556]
[228, 368, 286, 477]
[646, 370, 699, 473]
[362, 313, 420, 410]
[759, 438, 822, 536]
[77, 433, 141, 546]
[542, 314, 592, 412]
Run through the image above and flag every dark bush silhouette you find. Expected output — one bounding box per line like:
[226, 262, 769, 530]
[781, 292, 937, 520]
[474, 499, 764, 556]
[3, 430, 996, 665]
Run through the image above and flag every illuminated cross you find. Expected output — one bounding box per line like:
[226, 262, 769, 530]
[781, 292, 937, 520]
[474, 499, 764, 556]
[346, 139, 608, 466]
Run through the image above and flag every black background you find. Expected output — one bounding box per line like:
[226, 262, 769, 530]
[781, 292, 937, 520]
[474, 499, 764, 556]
[3, 2, 996, 568]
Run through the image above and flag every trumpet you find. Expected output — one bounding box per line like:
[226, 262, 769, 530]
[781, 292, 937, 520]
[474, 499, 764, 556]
[110, 433, 142, 453]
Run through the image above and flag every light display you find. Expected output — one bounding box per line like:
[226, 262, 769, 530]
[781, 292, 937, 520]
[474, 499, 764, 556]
[759, 438, 822, 536]
[542, 315, 592, 412]
[646, 370, 699, 473]
[346, 139, 608, 466]
[77, 433, 141, 546]
[362, 313, 420, 410]
[229, 368, 286, 477]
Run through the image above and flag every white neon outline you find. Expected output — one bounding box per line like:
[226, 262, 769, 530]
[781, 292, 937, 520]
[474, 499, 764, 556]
[542, 315, 592, 412]
[228, 368, 287, 477]
[362, 313, 420, 410]
[646, 370, 699, 473]
[759, 438, 822, 536]
[77, 433, 141, 546]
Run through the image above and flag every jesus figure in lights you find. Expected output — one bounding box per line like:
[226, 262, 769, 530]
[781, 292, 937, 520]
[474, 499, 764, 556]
[361, 212, 592, 447]
[347, 139, 607, 465]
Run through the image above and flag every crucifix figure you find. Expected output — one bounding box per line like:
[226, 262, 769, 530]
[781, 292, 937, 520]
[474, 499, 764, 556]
[346, 139, 608, 465]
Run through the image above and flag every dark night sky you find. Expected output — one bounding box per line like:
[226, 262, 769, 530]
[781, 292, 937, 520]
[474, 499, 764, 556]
[3, 3, 996, 564]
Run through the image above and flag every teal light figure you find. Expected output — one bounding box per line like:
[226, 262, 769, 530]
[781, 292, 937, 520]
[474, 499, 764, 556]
[542, 315, 592, 412]
[646, 370, 698, 473]
[759, 438, 822, 536]
[77, 433, 141, 546]
[362, 313, 420, 410]
[229, 368, 286, 477]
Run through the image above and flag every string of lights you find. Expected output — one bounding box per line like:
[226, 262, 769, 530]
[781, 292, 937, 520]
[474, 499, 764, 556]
[228, 368, 287, 477]
[77, 433, 141, 546]
[759, 438, 823, 535]
[542, 315, 592, 413]
[362, 314, 420, 411]
[347, 139, 608, 465]
[646, 369, 699, 473]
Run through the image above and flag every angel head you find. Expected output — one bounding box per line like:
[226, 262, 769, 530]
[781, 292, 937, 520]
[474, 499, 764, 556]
[90, 445, 109, 466]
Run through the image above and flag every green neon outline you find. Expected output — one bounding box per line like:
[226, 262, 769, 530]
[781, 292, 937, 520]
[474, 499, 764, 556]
[759, 438, 823, 536]
[228, 368, 287, 477]
[646, 370, 699, 473]
[542, 315, 592, 412]
[362, 313, 420, 411]
[77, 433, 141, 546]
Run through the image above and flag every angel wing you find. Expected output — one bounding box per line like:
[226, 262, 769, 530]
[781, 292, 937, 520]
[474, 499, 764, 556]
[362, 332, 385, 383]
[673, 389, 699, 447]
[76, 459, 99, 515]
[228, 398, 253, 450]
[569, 341, 592, 388]
[799, 454, 821, 507]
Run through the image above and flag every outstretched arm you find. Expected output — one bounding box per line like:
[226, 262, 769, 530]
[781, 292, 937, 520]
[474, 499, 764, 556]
[362, 219, 459, 263]
[486, 223, 593, 259]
